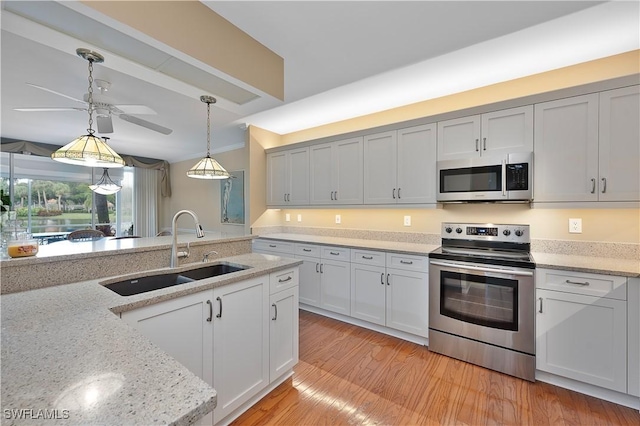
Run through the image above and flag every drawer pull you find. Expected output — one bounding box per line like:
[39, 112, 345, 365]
[278, 276, 293, 283]
[362, 255, 374, 260]
[303, 248, 312, 252]
[269, 244, 277, 248]
[330, 251, 340, 256]
[566, 279, 590, 286]
[400, 260, 413, 265]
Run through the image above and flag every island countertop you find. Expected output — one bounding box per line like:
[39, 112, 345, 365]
[1, 253, 301, 425]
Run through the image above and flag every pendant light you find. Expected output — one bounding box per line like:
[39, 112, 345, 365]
[89, 138, 122, 195]
[51, 48, 124, 168]
[187, 95, 230, 179]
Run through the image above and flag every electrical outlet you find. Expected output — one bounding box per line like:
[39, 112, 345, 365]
[285, 213, 290, 222]
[335, 214, 341, 224]
[297, 214, 302, 222]
[404, 216, 411, 227]
[569, 218, 582, 234]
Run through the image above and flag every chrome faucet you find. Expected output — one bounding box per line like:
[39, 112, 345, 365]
[171, 210, 205, 268]
[202, 250, 219, 263]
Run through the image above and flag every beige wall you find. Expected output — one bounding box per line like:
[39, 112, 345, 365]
[247, 51, 640, 244]
[160, 144, 250, 235]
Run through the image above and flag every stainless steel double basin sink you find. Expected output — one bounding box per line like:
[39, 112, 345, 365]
[104, 263, 250, 296]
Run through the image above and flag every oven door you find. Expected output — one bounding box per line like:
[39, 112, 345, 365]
[429, 259, 535, 355]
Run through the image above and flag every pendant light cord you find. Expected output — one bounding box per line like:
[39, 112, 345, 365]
[87, 59, 95, 135]
[206, 101, 211, 157]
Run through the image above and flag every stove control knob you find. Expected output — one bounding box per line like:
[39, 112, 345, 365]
[445, 227, 452, 234]
[515, 229, 524, 237]
[456, 227, 463, 234]
[503, 229, 511, 236]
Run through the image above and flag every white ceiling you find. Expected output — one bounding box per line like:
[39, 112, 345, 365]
[1, 1, 638, 163]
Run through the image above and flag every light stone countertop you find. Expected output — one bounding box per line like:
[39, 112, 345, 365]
[1, 253, 302, 425]
[257, 233, 639, 278]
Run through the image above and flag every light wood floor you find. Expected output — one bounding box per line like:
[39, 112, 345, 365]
[234, 310, 640, 425]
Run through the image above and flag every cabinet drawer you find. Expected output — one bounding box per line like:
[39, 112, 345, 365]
[351, 249, 386, 267]
[386, 253, 428, 272]
[270, 267, 299, 294]
[253, 239, 295, 255]
[295, 243, 321, 257]
[321, 246, 351, 261]
[536, 268, 627, 300]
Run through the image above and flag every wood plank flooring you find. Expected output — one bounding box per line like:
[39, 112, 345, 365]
[233, 311, 640, 425]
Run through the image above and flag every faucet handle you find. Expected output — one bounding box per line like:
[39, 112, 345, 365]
[177, 242, 191, 260]
[203, 250, 218, 263]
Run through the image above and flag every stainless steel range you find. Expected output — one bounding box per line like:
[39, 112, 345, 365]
[428, 222, 536, 381]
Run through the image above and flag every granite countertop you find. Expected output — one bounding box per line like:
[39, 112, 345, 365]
[1, 253, 301, 425]
[256, 234, 639, 278]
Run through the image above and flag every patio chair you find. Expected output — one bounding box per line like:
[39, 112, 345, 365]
[67, 229, 105, 242]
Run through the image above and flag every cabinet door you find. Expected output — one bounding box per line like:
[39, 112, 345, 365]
[213, 277, 269, 423]
[437, 115, 481, 161]
[334, 137, 364, 204]
[270, 286, 299, 382]
[288, 147, 310, 205]
[481, 105, 533, 156]
[320, 259, 351, 315]
[350, 263, 386, 326]
[266, 152, 288, 206]
[309, 142, 334, 205]
[536, 288, 627, 393]
[397, 124, 437, 204]
[121, 290, 214, 387]
[534, 94, 599, 202]
[628, 278, 640, 397]
[598, 86, 640, 202]
[386, 268, 429, 337]
[364, 131, 397, 204]
[296, 255, 321, 307]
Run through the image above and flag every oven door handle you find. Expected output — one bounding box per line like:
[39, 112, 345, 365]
[429, 260, 534, 277]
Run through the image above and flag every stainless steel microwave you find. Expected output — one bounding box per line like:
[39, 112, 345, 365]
[436, 152, 533, 202]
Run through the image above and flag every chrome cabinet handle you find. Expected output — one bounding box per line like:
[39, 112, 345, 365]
[601, 177, 607, 193]
[400, 260, 413, 265]
[206, 300, 213, 322]
[591, 178, 596, 194]
[566, 279, 590, 286]
[475, 138, 479, 152]
[398, 188, 401, 199]
[381, 273, 384, 285]
[538, 297, 543, 313]
[272, 303, 278, 321]
[393, 188, 396, 199]
[278, 276, 292, 283]
[386, 274, 390, 286]
[483, 137, 487, 151]
[216, 296, 222, 318]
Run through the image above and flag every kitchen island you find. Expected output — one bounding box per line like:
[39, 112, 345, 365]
[1, 241, 301, 425]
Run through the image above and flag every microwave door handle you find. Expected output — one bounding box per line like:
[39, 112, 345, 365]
[502, 159, 507, 197]
[429, 260, 534, 277]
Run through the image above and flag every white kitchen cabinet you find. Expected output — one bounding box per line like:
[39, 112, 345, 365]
[364, 124, 437, 204]
[310, 137, 363, 205]
[295, 255, 321, 307]
[212, 276, 269, 424]
[320, 258, 351, 315]
[628, 278, 639, 397]
[252, 239, 295, 257]
[270, 286, 299, 381]
[437, 106, 533, 161]
[598, 86, 640, 202]
[386, 267, 429, 337]
[536, 269, 628, 393]
[266, 147, 310, 206]
[120, 290, 214, 387]
[351, 262, 386, 325]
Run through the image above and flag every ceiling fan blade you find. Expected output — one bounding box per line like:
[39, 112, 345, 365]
[118, 114, 173, 135]
[14, 107, 86, 112]
[114, 104, 157, 115]
[26, 83, 86, 104]
[97, 115, 114, 134]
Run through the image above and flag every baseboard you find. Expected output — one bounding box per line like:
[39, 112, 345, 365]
[536, 370, 640, 411]
[299, 304, 428, 346]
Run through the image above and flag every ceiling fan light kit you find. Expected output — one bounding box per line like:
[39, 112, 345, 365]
[187, 95, 230, 180]
[51, 48, 125, 168]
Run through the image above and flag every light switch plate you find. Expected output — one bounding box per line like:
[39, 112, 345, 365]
[285, 213, 290, 222]
[404, 216, 411, 227]
[569, 218, 582, 233]
[297, 214, 302, 222]
[335, 214, 341, 224]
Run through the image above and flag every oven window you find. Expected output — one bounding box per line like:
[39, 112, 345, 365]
[440, 271, 518, 331]
[440, 165, 502, 193]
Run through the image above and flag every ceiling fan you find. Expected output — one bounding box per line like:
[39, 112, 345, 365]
[14, 79, 173, 135]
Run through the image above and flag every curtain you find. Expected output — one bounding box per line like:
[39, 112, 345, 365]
[133, 167, 158, 237]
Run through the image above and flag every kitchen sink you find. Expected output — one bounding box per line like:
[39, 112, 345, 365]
[104, 263, 250, 296]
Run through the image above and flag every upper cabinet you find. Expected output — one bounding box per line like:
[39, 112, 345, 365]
[437, 105, 533, 161]
[534, 86, 639, 202]
[310, 137, 363, 205]
[364, 124, 437, 204]
[266, 147, 310, 207]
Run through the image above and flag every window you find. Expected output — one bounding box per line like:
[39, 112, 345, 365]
[1, 152, 134, 242]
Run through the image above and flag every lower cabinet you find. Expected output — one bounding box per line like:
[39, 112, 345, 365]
[536, 268, 628, 393]
[386, 267, 429, 337]
[296, 255, 321, 307]
[320, 258, 351, 315]
[121, 269, 299, 425]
